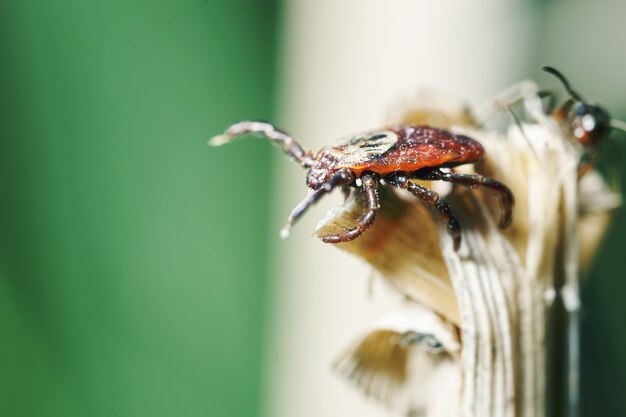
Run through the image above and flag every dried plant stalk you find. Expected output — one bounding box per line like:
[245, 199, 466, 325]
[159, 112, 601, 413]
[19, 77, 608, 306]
[316, 89, 620, 417]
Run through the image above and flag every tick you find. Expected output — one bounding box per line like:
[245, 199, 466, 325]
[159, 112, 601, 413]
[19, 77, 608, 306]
[210, 121, 514, 251]
[543, 66, 624, 152]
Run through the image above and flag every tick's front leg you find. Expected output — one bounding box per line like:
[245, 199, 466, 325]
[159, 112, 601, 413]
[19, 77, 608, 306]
[210, 121, 316, 167]
[281, 169, 354, 238]
[319, 173, 380, 243]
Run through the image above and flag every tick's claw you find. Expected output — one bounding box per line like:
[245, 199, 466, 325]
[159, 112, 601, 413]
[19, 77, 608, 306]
[498, 193, 514, 229]
[453, 237, 461, 252]
[280, 224, 291, 239]
[320, 234, 341, 243]
[499, 213, 513, 229]
[208, 134, 230, 146]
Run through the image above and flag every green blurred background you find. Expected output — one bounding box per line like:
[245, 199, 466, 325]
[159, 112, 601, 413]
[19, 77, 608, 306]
[0, 1, 625, 417]
[0, 1, 276, 416]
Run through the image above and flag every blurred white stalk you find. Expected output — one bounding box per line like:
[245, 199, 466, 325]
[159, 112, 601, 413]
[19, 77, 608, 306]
[264, 2, 537, 417]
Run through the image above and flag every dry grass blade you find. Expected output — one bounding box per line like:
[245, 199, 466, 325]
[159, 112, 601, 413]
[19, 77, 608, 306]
[316, 89, 620, 417]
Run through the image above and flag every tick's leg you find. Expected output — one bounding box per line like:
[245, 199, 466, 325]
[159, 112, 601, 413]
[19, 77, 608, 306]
[280, 169, 355, 238]
[474, 81, 554, 124]
[417, 169, 514, 229]
[538, 90, 557, 114]
[319, 173, 379, 243]
[209, 121, 316, 167]
[340, 185, 352, 200]
[387, 172, 461, 251]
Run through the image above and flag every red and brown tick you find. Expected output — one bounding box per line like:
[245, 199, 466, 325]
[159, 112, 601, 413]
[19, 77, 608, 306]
[210, 121, 514, 251]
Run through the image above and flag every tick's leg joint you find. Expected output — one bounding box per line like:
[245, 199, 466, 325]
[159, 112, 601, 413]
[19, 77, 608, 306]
[209, 121, 316, 167]
[319, 172, 380, 244]
[387, 172, 461, 251]
[418, 169, 514, 229]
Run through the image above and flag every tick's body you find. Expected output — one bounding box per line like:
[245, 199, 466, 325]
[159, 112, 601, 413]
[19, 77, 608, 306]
[307, 125, 485, 187]
[210, 121, 514, 251]
[326, 126, 484, 172]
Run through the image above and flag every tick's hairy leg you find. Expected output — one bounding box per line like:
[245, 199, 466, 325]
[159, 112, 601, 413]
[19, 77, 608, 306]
[387, 172, 461, 251]
[320, 173, 379, 243]
[280, 169, 355, 238]
[417, 169, 514, 228]
[210, 121, 316, 167]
